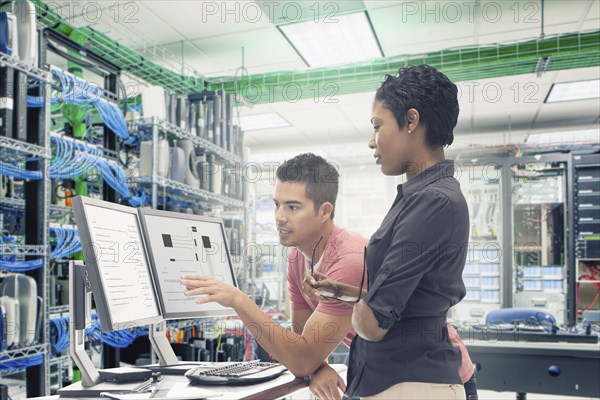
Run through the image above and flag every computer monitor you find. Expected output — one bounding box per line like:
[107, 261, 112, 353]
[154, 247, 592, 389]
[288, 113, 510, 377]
[137, 208, 238, 319]
[72, 196, 163, 332]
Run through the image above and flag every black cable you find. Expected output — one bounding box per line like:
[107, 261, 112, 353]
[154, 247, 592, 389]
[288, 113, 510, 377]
[118, 78, 128, 116]
[46, 41, 106, 77]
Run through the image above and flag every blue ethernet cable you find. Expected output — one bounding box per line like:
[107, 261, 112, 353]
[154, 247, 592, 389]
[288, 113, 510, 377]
[0, 237, 44, 272]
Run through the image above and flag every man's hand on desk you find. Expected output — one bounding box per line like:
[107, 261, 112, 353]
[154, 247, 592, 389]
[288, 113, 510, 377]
[181, 275, 245, 308]
[308, 363, 346, 400]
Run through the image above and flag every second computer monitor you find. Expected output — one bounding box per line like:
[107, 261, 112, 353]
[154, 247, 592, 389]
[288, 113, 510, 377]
[138, 208, 238, 319]
[72, 196, 163, 332]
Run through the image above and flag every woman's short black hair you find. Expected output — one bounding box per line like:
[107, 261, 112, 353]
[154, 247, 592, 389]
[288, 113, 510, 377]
[375, 64, 459, 148]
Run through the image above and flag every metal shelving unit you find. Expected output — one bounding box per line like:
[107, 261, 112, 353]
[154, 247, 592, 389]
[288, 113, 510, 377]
[0, 52, 52, 82]
[128, 108, 247, 366]
[130, 118, 243, 165]
[48, 305, 70, 315]
[0, 197, 72, 220]
[3, 26, 246, 396]
[130, 176, 244, 209]
[0, 136, 49, 159]
[48, 354, 71, 366]
[0, 39, 51, 396]
[0, 244, 48, 256]
[0, 344, 49, 376]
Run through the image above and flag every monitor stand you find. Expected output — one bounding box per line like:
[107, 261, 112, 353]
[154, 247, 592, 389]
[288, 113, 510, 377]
[57, 262, 149, 398]
[149, 321, 179, 365]
[68, 261, 100, 387]
[148, 321, 217, 375]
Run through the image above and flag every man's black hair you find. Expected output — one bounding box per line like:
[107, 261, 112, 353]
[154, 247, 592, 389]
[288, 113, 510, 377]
[276, 153, 339, 219]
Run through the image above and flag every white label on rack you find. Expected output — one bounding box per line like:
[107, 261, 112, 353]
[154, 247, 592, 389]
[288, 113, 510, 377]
[0, 98, 14, 109]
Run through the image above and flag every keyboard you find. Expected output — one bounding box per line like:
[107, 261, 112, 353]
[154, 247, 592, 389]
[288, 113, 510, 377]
[185, 361, 288, 385]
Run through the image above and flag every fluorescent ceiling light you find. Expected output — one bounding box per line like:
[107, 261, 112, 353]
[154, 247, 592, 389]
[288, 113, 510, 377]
[239, 113, 290, 131]
[279, 11, 382, 67]
[545, 79, 600, 103]
[525, 129, 600, 144]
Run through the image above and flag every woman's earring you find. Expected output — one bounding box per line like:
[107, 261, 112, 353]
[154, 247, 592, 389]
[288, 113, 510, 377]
[408, 129, 412, 134]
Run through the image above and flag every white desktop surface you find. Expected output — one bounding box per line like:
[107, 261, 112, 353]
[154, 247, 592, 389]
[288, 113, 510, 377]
[30, 365, 348, 400]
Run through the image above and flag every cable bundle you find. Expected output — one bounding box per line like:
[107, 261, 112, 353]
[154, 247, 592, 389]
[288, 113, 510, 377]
[85, 314, 148, 349]
[0, 134, 100, 181]
[49, 134, 103, 179]
[0, 159, 44, 181]
[49, 226, 82, 259]
[26, 94, 60, 108]
[1, 134, 146, 207]
[53, 69, 133, 144]
[96, 160, 146, 207]
[48, 313, 150, 354]
[0, 353, 44, 372]
[49, 316, 70, 353]
[0, 236, 44, 272]
[28, 69, 133, 144]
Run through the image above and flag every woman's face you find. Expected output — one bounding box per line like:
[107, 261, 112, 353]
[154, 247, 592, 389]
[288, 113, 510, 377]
[369, 99, 413, 176]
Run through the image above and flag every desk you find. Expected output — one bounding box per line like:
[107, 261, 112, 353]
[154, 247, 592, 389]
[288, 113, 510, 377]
[30, 365, 347, 400]
[465, 340, 600, 398]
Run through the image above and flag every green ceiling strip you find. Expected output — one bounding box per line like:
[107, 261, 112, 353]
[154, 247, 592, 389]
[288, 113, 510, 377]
[208, 31, 600, 104]
[32, 0, 205, 93]
[30, 0, 599, 102]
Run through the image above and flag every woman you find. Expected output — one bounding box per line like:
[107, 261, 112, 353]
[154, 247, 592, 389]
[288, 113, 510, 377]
[307, 64, 470, 399]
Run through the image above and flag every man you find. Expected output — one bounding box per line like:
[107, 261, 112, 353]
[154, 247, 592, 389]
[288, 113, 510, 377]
[181, 153, 367, 400]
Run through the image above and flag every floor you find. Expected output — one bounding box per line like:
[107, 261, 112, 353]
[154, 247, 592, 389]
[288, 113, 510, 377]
[476, 390, 598, 400]
[285, 388, 598, 400]
[4, 375, 599, 399]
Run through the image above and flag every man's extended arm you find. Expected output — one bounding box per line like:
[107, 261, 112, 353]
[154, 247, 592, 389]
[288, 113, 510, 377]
[180, 275, 352, 377]
[233, 293, 352, 377]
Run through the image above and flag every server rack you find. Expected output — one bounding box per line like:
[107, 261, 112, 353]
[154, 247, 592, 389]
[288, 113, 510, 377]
[0, 51, 52, 396]
[453, 154, 573, 326]
[572, 153, 600, 324]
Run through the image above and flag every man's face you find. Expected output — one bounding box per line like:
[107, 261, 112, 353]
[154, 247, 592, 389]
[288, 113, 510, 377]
[273, 180, 323, 249]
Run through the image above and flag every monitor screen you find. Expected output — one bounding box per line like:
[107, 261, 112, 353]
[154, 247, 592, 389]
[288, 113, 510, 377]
[72, 197, 163, 332]
[137, 208, 238, 320]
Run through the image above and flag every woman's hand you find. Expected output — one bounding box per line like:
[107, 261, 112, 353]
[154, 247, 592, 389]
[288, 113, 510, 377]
[180, 275, 245, 308]
[302, 270, 341, 302]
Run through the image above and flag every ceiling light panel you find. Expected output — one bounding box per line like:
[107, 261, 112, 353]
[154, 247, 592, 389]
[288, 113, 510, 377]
[279, 12, 382, 67]
[545, 79, 600, 103]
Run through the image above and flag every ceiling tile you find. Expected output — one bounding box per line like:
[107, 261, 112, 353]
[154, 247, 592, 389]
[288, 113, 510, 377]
[111, 2, 184, 45]
[535, 99, 600, 129]
[139, 0, 274, 41]
[586, 0, 600, 21]
[368, 4, 477, 56]
[190, 29, 301, 74]
[64, 0, 598, 152]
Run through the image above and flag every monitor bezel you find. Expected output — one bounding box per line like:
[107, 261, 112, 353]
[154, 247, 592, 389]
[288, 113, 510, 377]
[137, 208, 239, 320]
[72, 196, 164, 332]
